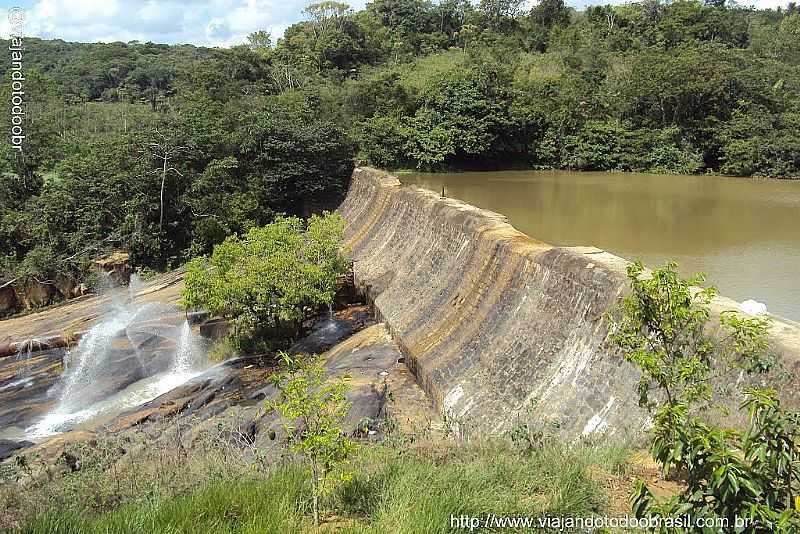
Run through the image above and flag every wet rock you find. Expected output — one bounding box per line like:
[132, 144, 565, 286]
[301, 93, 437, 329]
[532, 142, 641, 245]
[0, 349, 63, 430]
[3, 305, 440, 471]
[334, 265, 361, 308]
[291, 318, 354, 354]
[75, 343, 176, 408]
[289, 306, 372, 355]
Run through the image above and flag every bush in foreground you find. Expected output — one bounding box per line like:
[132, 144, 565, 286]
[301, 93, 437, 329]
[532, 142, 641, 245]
[608, 261, 800, 532]
[267, 353, 358, 526]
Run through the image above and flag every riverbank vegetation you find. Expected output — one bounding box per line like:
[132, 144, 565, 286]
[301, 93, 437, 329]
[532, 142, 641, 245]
[608, 262, 800, 531]
[2, 426, 634, 533]
[2, 0, 800, 309]
[181, 212, 348, 351]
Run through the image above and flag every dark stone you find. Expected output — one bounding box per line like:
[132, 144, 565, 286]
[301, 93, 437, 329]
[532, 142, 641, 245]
[0, 280, 18, 317]
[61, 451, 81, 472]
[199, 318, 231, 340]
[0, 439, 33, 461]
[244, 421, 257, 445]
[289, 317, 355, 354]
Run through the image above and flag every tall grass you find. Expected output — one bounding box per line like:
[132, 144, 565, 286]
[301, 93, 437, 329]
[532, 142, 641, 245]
[333, 438, 631, 533]
[13, 436, 633, 533]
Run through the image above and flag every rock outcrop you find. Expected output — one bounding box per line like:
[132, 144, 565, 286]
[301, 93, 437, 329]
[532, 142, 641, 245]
[0, 279, 18, 316]
[92, 251, 133, 287]
[337, 167, 800, 438]
[4, 305, 437, 465]
[0, 251, 132, 318]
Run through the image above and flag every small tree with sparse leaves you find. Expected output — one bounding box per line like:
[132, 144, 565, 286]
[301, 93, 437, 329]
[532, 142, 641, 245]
[266, 353, 358, 526]
[608, 261, 800, 532]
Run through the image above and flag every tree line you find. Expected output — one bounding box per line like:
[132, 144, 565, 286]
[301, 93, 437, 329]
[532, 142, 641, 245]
[1, 0, 799, 306]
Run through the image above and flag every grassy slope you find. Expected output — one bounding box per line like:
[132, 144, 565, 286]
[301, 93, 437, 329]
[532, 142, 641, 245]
[18, 438, 633, 534]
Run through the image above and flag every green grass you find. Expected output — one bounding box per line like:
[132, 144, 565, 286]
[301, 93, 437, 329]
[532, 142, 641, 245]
[22, 470, 310, 534]
[15, 437, 632, 534]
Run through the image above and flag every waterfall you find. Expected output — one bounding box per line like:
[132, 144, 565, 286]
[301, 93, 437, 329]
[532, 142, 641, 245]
[171, 320, 198, 375]
[57, 309, 138, 413]
[26, 282, 206, 439]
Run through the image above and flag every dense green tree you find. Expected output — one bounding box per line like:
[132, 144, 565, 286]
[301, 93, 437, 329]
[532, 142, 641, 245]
[235, 102, 355, 213]
[185, 157, 259, 256]
[16, 135, 155, 280]
[2, 0, 800, 307]
[181, 213, 348, 343]
[530, 0, 571, 29]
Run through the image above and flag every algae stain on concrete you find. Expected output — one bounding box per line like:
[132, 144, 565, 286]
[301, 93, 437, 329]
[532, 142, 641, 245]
[338, 167, 800, 439]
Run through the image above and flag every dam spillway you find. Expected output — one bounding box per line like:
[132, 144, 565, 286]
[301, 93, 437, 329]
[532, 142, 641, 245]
[337, 167, 800, 437]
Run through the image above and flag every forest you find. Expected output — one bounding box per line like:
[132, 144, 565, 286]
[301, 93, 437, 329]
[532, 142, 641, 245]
[1, 0, 799, 302]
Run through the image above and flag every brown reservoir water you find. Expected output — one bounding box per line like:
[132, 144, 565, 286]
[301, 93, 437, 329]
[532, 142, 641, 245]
[401, 170, 800, 322]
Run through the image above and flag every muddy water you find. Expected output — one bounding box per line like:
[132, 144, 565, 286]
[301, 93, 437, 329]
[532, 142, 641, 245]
[402, 170, 800, 322]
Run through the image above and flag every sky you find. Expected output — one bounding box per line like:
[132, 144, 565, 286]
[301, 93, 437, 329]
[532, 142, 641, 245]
[0, 0, 791, 48]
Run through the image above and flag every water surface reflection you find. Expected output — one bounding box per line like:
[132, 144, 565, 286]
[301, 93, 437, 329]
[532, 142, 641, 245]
[403, 170, 800, 321]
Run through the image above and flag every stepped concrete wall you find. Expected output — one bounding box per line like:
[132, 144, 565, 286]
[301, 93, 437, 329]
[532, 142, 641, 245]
[337, 167, 800, 438]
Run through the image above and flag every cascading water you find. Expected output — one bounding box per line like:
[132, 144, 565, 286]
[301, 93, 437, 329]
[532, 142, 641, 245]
[56, 308, 142, 413]
[26, 278, 207, 438]
[172, 321, 195, 375]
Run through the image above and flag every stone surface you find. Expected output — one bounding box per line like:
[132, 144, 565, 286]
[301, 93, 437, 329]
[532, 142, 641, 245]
[92, 251, 133, 287]
[0, 280, 18, 317]
[0, 349, 63, 433]
[19, 280, 57, 309]
[0, 270, 189, 439]
[0, 269, 186, 346]
[1, 303, 438, 466]
[0, 439, 34, 461]
[337, 167, 800, 438]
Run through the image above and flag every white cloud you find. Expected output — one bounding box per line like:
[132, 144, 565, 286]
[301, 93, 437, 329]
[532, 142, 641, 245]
[0, 0, 793, 46]
[564, 0, 792, 10]
[0, 0, 368, 46]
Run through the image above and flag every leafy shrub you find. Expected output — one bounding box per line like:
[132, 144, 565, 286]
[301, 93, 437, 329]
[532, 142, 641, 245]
[266, 353, 358, 526]
[640, 127, 704, 175]
[719, 104, 800, 178]
[562, 121, 703, 173]
[563, 120, 635, 171]
[181, 212, 347, 346]
[608, 261, 800, 532]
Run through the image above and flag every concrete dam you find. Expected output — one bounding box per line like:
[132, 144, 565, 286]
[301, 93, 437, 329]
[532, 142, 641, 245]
[337, 167, 800, 438]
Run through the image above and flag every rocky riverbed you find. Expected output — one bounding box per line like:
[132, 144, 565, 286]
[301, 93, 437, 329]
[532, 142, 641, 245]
[0, 270, 438, 471]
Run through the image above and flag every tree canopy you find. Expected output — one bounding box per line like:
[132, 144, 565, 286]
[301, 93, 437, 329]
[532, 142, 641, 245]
[1, 0, 799, 304]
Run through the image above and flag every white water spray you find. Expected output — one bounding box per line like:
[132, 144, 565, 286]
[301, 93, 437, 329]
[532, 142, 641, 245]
[26, 279, 206, 438]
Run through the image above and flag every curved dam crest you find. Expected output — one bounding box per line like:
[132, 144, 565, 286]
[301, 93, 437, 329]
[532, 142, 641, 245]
[337, 167, 800, 438]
